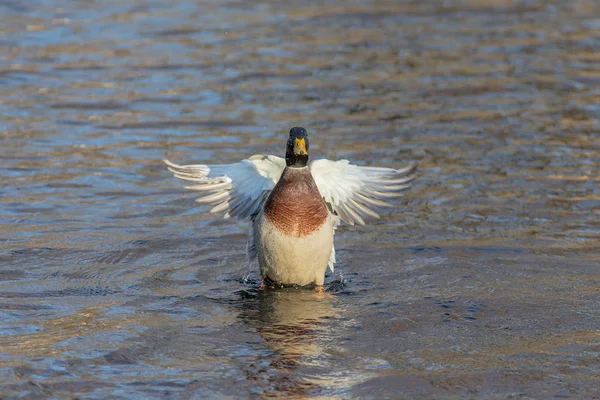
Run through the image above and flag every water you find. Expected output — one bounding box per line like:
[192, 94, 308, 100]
[1, 0, 599, 398]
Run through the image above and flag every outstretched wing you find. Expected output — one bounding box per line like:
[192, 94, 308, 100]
[310, 159, 417, 226]
[164, 155, 286, 220]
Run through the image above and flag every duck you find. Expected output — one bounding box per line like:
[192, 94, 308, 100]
[164, 127, 417, 290]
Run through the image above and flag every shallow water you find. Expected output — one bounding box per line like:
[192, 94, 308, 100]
[1, 0, 600, 398]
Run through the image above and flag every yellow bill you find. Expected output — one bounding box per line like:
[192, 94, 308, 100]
[294, 138, 307, 155]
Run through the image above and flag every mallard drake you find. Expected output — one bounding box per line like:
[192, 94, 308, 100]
[165, 127, 416, 289]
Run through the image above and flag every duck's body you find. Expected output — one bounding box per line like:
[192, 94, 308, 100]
[165, 127, 416, 288]
[254, 166, 334, 286]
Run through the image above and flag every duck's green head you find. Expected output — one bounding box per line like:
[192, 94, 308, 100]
[285, 127, 309, 168]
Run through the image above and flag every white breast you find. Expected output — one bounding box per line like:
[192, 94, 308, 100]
[253, 210, 334, 286]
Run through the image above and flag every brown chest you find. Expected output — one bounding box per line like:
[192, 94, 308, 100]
[264, 168, 329, 238]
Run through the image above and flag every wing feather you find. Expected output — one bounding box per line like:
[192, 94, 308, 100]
[349, 198, 381, 219]
[164, 155, 285, 220]
[310, 159, 417, 226]
[195, 191, 230, 204]
[184, 182, 231, 191]
[355, 193, 393, 208]
[210, 201, 230, 214]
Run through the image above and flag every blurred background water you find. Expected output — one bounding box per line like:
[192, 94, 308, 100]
[1, 0, 599, 398]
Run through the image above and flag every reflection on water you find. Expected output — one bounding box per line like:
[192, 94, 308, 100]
[2, 0, 600, 397]
[239, 289, 343, 397]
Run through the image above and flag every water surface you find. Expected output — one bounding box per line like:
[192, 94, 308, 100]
[1, 0, 599, 398]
